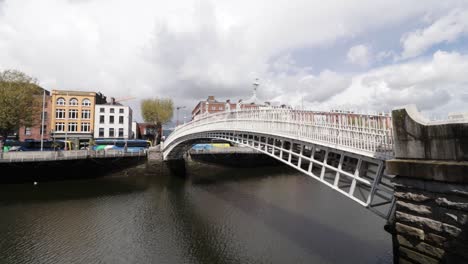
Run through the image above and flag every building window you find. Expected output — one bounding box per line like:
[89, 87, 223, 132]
[99, 115, 105, 124]
[119, 116, 124, 124]
[99, 128, 104, 137]
[110, 108, 115, 113]
[109, 128, 115, 137]
[81, 122, 90, 132]
[69, 98, 78, 106]
[110, 116, 114, 124]
[41, 125, 47, 135]
[118, 128, 124, 137]
[119, 108, 124, 114]
[82, 99, 91, 106]
[25, 127, 31, 135]
[55, 122, 65, 132]
[82, 110, 91, 119]
[69, 109, 78, 119]
[56, 109, 66, 119]
[218, 106, 223, 110]
[68, 122, 78, 132]
[100, 108, 105, 113]
[56, 97, 66, 106]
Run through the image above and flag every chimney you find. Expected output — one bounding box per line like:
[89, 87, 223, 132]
[111, 97, 115, 105]
[208, 96, 215, 102]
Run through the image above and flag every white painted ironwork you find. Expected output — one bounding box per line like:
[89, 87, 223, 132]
[163, 108, 395, 219]
[165, 108, 393, 160]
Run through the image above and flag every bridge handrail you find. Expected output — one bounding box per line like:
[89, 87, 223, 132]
[165, 108, 394, 159]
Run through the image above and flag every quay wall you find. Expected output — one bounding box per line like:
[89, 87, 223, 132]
[386, 105, 468, 264]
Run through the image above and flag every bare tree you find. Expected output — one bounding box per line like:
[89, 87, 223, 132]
[141, 98, 174, 145]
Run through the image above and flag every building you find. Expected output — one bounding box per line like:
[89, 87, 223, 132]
[191, 80, 267, 120]
[191, 96, 237, 119]
[448, 112, 468, 121]
[94, 97, 133, 139]
[136, 123, 160, 143]
[50, 90, 107, 149]
[18, 88, 52, 141]
[131, 121, 139, 139]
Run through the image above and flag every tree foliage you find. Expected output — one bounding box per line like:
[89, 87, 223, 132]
[141, 98, 174, 126]
[141, 98, 174, 143]
[0, 69, 41, 141]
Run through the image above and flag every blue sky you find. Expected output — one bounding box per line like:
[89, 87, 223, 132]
[0, 0, 467, 121]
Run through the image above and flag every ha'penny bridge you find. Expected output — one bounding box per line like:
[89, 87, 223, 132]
[163, 105, 468, 263]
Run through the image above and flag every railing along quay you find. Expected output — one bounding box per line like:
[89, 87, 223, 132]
[0, 149, 147, 163]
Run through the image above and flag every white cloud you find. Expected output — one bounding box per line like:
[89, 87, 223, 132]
[400, 8, 468, 59]
[329, 51, 468, 114]
[347, 44, 371, 66]
[0, 0, 466, 120]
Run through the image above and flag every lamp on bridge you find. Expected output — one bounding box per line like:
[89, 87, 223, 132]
[176, 106, 186, 127]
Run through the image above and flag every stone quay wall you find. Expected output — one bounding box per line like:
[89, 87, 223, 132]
[386, 105, 468, 264]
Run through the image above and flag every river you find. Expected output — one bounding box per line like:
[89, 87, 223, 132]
[0, 160, 392, 263]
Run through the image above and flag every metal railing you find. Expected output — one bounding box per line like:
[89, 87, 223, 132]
[165, 108, 394, 160]
[0, 149, 147, 163]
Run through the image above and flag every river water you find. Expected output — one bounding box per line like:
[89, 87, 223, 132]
[0, 160, 392, 264]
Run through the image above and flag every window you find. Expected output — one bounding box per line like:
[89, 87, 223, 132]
[110, 116, 114, 124]
[82, 98, 91, 106]
[118, 128, 124, 137]
[56, 109, 66, 119]
[25, 127, 31, 135]
[82, 110, 91, 119]
[69, 109, 78, 119]
[41, 125, 47, 135]
[119, 116, 124, 124]
[56, 97, 66, 105]
[68, 122, 78, 132]
[99, 115, 105, 124]
[81, 122, 90, 132]
[100, 108, 105, 113]
[219, 106, 223, 110]
[119, 108, 124, 114]
[99, 128, 104, 137]
[43, 112, 48, 120]
[55, 122, 65, 132]
[69, 98, 78, 106]
[109, 128, 114, 137]
[110, 108, 115, 113]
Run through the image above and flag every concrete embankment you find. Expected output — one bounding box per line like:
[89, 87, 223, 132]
[0, 150, 147, 183]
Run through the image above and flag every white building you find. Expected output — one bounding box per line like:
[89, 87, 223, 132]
[131, 121, 138, 139]
[94, 101, 133, 139]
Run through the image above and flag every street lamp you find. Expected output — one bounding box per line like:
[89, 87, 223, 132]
[176, 106, 186, 126]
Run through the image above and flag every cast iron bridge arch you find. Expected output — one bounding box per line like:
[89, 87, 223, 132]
[163, 108, 396, 219]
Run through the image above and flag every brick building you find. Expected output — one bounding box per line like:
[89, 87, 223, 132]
[191, 80, 267, 119]
[18, 88, 52, 141]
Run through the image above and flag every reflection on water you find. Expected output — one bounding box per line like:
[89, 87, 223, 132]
[0, 161, 392, 263]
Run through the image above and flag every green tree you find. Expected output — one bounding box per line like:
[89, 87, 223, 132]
[141, 98, 174, 144]
[0, 70, 41, 145]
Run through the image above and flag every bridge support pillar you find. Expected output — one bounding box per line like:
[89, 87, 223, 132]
[386, 106, 468, 264]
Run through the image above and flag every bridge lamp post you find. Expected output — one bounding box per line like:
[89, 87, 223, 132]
[176, 106, 186, 127]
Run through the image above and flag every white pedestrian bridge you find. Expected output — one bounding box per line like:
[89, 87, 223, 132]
[163, 108, 395, 219]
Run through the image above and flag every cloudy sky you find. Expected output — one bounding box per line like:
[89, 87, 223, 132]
[1, 0, 468, 122]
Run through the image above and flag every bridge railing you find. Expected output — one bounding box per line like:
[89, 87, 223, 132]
[165, 108, 394, 159]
